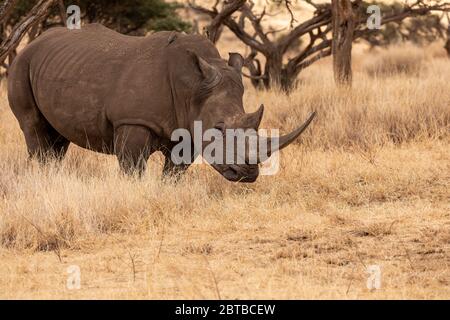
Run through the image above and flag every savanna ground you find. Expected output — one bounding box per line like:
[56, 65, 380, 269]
[0, 39, 449, 299]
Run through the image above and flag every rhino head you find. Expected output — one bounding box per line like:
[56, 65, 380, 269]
[187, 51, 316, 183]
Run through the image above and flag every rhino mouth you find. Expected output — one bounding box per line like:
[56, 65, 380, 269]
[222, 165, 258, 183]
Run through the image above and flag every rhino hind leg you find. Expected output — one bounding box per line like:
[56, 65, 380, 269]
[7, 64, 70, 162]
[24, 120, 70, 163]
[114, 125, 155, 176]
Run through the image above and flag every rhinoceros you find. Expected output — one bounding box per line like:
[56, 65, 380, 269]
[8, 24, 315, 182]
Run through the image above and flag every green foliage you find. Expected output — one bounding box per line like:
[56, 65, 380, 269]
[5, 0, 191, 34]
[4, 0, 34, 25]
[358, 1, 445, 47]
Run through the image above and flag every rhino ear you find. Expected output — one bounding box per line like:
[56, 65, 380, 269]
[187, 49, 219, 81]
[228, 52, 244, 73]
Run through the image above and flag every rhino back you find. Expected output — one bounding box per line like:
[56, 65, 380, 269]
[19, 24, 177, 151]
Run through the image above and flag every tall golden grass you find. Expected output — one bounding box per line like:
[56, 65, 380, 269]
[363, 45, 429, 77]
[0, 45, 449, 299]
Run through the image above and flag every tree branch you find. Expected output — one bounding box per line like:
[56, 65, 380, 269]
[287, 25, 332, 71]
[0, 0, 57, 64]
[284, 0, 297, 28]
[189, 0, 268, 53]
[207, 0, 246, 43]
[295, 47, 332, 73]
[277, 9, 332, 53]
[240, 2, 272, 47]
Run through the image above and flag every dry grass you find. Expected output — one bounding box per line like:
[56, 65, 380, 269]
[363, 45, 429, 77]
[0, 45, 449, 299]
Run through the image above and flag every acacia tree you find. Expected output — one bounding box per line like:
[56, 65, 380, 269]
[0, 0, 190, 74]
[360, 5, 446, 48]
[0, 0, 56, 67]
[191, 0, 333, 91]
[190, 0, 450, 92]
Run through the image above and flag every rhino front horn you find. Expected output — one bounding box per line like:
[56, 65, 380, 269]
[264, 111, 316, 157]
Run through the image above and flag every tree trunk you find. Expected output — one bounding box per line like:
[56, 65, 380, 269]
[263, 52, 283, 90]
[264, 53, 300, 93]
[282, 67, 301, 93]
[331, 0, 356, 86]
[445, 26, 450, 58]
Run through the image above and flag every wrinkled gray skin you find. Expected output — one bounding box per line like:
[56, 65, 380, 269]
[8, 24, 315, 182]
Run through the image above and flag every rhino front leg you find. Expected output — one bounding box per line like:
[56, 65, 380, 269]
[161, 143, 197, 180]
[162, 156, 191, 179]
[114, 125, 155, 176]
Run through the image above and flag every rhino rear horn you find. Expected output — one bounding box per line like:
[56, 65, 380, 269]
[245, 104, 264, 130]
